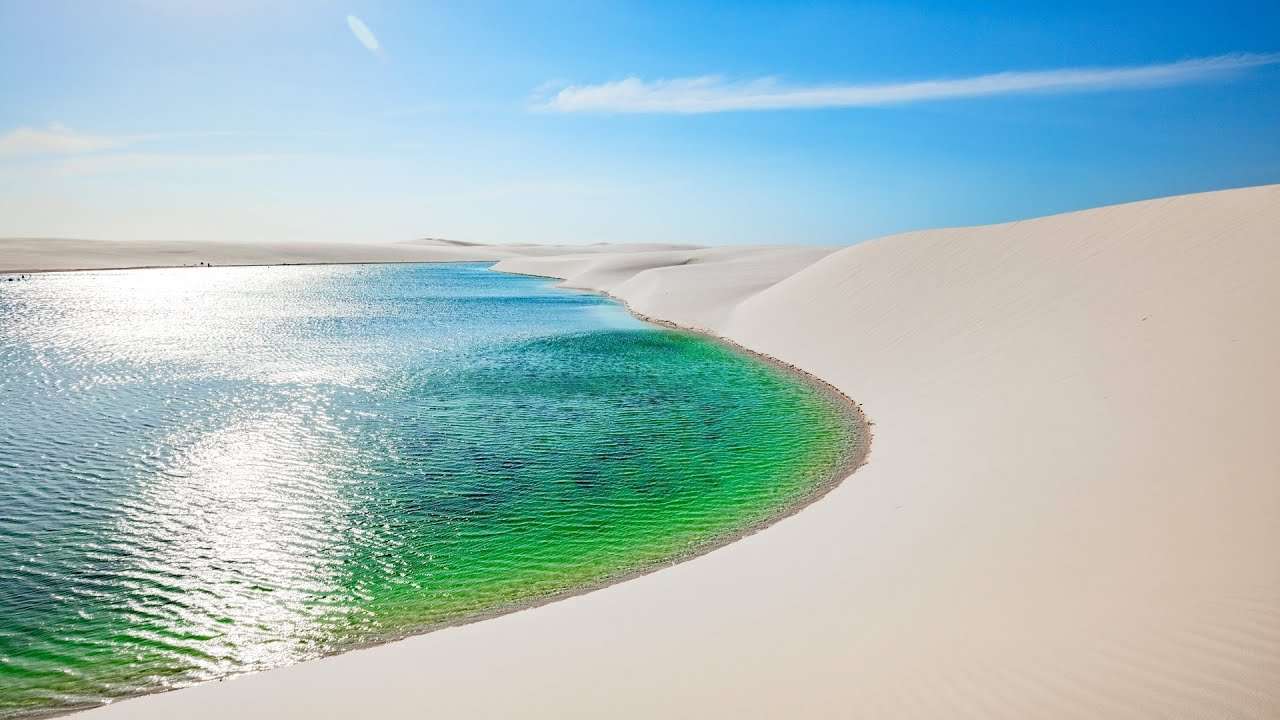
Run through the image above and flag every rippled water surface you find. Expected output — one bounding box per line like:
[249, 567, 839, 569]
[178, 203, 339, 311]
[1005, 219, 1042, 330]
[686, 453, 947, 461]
[0, 263, 856, 717]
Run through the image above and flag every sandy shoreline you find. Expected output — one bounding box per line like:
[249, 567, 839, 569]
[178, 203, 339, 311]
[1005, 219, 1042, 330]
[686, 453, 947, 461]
[10, 183, 1275, 718]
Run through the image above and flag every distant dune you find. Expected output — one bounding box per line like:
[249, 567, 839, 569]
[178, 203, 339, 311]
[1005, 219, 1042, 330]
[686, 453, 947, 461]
[399, 237, 487, 247]
[0, 237, 711, 274]
[61, 183, 1280, 718]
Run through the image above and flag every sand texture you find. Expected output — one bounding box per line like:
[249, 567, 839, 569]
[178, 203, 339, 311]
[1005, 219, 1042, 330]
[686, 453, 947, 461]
[46, 183, 1280, 718]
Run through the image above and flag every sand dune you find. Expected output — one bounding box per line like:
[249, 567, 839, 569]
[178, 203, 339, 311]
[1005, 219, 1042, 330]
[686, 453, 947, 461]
[59, 183, 1280, 718]
[505, 245, 840, 329]
[0, 237, 702, 274]
[0, 237, 499, 272]
[398, 237, 489, 247]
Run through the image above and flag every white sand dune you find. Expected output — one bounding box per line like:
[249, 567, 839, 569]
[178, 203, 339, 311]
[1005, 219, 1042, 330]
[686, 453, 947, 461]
[52, 183, 1280, 717]
[0, 237, 702, 274]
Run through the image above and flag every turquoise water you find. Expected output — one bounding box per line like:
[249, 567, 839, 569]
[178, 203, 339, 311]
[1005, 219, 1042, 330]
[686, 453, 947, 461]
[0, 263, 857, 717]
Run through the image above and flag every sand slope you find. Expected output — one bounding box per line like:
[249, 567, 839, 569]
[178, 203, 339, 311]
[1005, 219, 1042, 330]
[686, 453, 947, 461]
[66, 184, 1280, 718]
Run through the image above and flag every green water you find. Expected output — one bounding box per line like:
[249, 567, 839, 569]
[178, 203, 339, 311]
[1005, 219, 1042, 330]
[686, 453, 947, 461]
[0, 263, 857, 717]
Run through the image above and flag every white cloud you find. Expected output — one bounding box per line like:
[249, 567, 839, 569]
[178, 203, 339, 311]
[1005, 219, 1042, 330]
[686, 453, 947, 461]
[346, 15, 381, 54]
[0, 123, 124, 156]
[540, 52, 1280, 114]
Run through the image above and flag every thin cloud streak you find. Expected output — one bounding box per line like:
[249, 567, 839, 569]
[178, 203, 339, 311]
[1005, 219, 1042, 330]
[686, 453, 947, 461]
[0, 126, 345, 162]
[346, 15, 381, 55]
[46, 152, 288, 177]
[540, 52, 1280, 114]
[0, 124, 123, 156]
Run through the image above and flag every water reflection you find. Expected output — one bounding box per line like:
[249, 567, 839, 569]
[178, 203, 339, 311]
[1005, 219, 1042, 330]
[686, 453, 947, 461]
[119, 407, 359, 679]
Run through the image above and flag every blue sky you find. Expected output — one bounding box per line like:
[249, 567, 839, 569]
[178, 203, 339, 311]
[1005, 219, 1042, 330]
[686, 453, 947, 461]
[1, 1, 1277, 245]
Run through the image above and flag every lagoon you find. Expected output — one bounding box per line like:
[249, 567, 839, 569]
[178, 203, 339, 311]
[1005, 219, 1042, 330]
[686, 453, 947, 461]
[0, 263, 856, 718]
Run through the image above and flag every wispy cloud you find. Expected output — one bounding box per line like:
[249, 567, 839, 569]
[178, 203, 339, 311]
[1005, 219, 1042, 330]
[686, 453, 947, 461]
[346, 15, 381, 56]
[0, 125, 258, 160]
[47, 152, 286, 177]
[0, 123, 125, 156]
[539, 52, 1280, 114]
